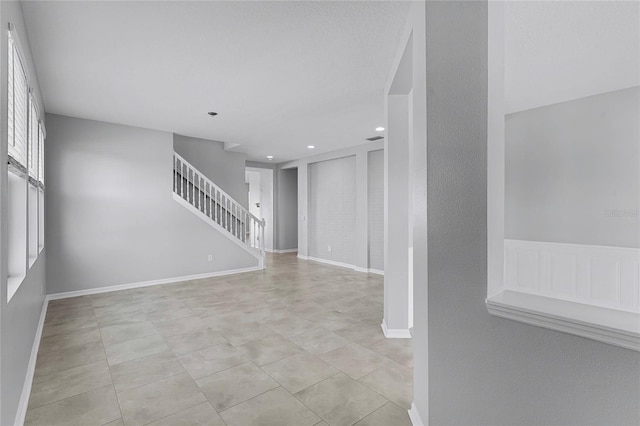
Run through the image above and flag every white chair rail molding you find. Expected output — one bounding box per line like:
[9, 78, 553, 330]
[487, 240, 640, 351]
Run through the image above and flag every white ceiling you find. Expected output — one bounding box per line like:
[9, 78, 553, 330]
[505, 0, 639, 114]
[22, 1, 410, 162]
[23, 1, 639, 160]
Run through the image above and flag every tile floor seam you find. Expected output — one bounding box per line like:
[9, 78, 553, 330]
[23, 384, 116, 415]
[136, 399, 211, 426]
[101, 339, 126, 425]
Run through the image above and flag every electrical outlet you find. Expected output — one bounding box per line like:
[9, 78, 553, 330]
[327, 245, 332, 253]
[207, 254, 213, 262]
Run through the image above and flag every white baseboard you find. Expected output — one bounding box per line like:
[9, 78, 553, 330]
[48, 266, 264, 301]
[273, 248, 298, 254]
[300, 256, 385, 275]
[354, 266, 385, 276]
[15, 297, 49, 426]
[306, 256, 354, 270]
[408, 402, 425, 426]
[381, 319, 412, 339]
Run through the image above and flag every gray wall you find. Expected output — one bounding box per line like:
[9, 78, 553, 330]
[308, 156, 356, 264]
[506, 86, 640, 248]
[45, 114, 258, 295]
[275, 167, 298, 251]
[367, 150, 384, 270]
[0, 2, 48, 424]
[422, 2, 640, 424]
[173, 134, 248, 208]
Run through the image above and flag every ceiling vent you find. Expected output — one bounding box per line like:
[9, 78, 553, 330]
[366, 136, 384, 142]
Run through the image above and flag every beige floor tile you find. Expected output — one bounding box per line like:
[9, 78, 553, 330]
[263, 352, 338, 394]
[29, 360, 112, 409]
[47, 296, 93, 311]
[34, 341, 106, 378]
[154, 315, 206, 337]
[103, 419, 125, 426]
[105, 334, 169, 365]
[96, 310, 148, 328]
[309, 310, 360, 331]
[220, 387, 320, 426]
[146, 402, 225, 426]
[41, 316, 99, 339]
[286, 301, 330, 319]
[365, 338, 413, 368]
[100, 321, 158, 346]
[196, 362, 278, 412]
[110, 351, 186, 392]
[44, 306, 95, 325]
[27, 254, 412, 426]
[334, 322, 386, 347]
[117, 373, 207, 426]
[146, 306, 194, 323]
[24, 385, 120, 426]
[289, 327, 350, 355]
[178, 342, 247, 379]
[93, 301, 143, 319]
[261, 314, 316, 337]
[354, 401, 412, 426]
[217, 321, 277, 346]
[294, 373, 387, 426]
[320, 343, 389, 379]
[38, 326, 102, 353]
[237, 334, 303, 366]
[359, 361, 413, 409]
[165, 327, 228, 356]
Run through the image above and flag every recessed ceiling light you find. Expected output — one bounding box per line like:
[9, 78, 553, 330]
[307, 145, 315, 149]
[266, 155, 274, 160]
[207, 112, 218, 116]
[375, 126, 385, 132]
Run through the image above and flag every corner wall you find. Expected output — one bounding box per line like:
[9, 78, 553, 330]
[0, 2, 48, 424]
[45, 114, 258, 295]
[421, 1, 640, 424]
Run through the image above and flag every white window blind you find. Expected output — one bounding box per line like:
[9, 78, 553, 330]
[28, 92, 39, 180]
[7, 30, 29, 171]
[38, 122, 45, 184]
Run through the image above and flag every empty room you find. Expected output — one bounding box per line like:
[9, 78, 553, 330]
[0, 1, 638, 426]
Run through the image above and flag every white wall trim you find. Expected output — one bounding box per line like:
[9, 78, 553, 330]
[504, 239, 640, 313]
[299, 255, 385, 276]
[273, 248, 298, 254]
[305, 256, 354, 270]
[487, 290, 639, 351]
[408, 402, 425, 426]
[15, 297, 48, 426]
[48, 266, 264, 301]
[381, 319, 412, 339]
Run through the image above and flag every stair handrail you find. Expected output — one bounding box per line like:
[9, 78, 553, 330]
[173, 151, 265, 254]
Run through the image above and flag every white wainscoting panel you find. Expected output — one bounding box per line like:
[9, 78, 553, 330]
[504, 239, 640, 313]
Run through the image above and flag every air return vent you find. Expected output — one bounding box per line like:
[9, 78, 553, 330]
[366, 136, 384, 142]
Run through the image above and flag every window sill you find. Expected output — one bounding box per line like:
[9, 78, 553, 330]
[7, 274, 26, 302]
[486, 290, 639, 351]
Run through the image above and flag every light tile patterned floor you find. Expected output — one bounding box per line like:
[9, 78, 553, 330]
[26, 253, 413, 426]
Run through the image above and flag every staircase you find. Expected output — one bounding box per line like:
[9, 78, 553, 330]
[172, 152, 265, 268]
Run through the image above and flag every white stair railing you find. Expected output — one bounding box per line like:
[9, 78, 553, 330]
[173, 152, 265, 257]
